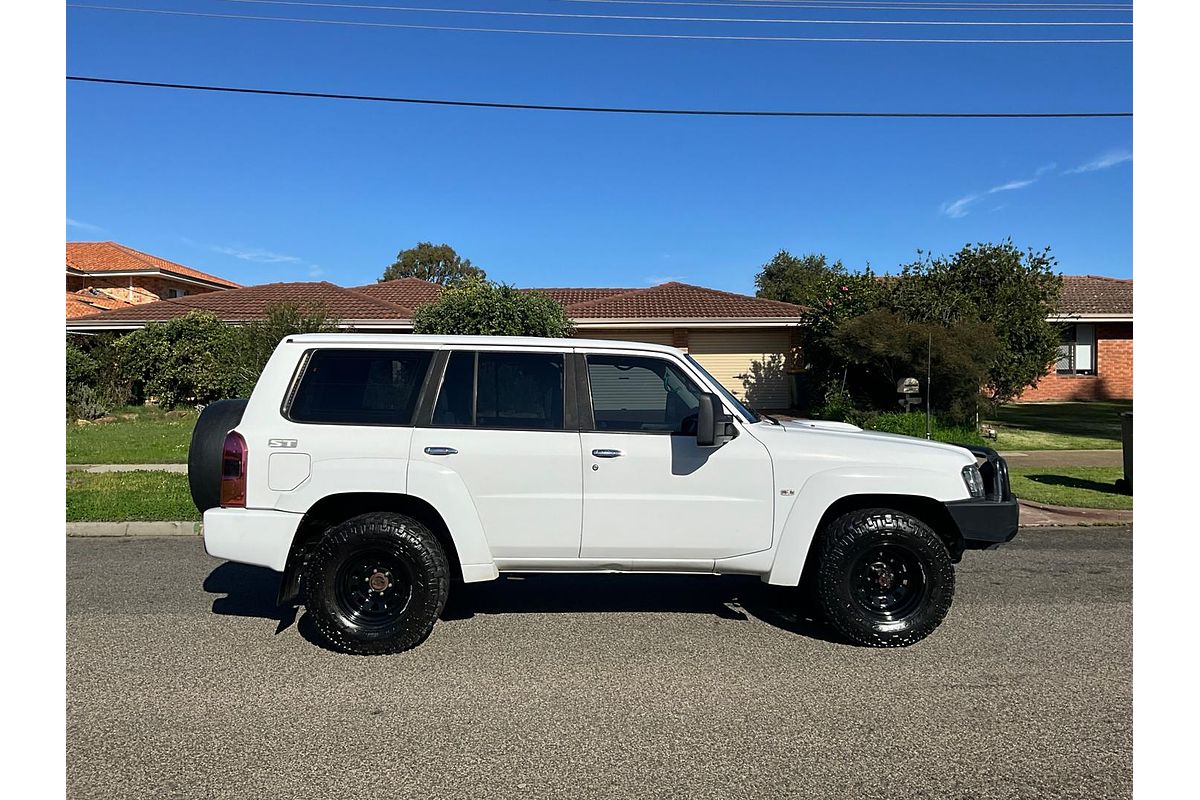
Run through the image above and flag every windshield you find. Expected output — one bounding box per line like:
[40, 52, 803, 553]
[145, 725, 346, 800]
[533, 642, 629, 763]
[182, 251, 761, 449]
[685, 354, 761, 423]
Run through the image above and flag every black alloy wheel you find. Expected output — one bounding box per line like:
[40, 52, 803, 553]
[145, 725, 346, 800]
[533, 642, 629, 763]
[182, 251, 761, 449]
[848, 543, 930, 623]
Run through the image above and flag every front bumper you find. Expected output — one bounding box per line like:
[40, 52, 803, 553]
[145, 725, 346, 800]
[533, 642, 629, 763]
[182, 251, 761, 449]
[945, 497, 1020, 548]
[946, 443, 1020, 550]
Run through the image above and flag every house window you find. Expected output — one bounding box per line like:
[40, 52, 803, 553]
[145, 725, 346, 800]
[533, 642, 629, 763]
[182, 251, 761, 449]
[1056, 323, 1095, 375]
[165, 288, 187, 299]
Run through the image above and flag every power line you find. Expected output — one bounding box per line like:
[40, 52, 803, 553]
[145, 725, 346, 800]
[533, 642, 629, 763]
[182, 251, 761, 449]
[556, 0, 1130, 11]
[66, 5, 1134, 42]
[663, 0, 1131, 6]
[216, 0, 1133, 26]
[65, 76, 1135, 118]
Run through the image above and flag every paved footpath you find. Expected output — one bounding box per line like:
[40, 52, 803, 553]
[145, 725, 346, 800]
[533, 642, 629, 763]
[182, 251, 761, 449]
[67, 528, 1131, 800]
[1000, 449, 1122, 468]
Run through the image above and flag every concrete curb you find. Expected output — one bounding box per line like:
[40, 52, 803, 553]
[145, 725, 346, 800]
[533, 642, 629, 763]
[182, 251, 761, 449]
[67, 521, 201, 537]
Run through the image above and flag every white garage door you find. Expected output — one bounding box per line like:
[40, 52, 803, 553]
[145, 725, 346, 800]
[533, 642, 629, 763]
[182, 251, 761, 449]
[689, 330, 792, 409]
[578, 329, 676, 347]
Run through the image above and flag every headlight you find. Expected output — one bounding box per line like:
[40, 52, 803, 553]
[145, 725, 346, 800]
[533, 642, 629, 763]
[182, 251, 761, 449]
[962, 464, 986, 498]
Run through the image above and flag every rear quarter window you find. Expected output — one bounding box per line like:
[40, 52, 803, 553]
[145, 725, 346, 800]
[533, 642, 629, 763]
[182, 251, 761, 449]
[287, 349, 433, 426]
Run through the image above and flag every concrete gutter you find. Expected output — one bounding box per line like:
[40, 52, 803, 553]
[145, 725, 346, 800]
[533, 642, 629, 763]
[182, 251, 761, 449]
[67, 521, 201, 537]
[1018, 500, 1133, 527]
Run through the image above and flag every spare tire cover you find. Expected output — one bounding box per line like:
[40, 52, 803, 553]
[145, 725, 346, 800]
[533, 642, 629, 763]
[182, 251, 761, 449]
[188, 398, 249, 513]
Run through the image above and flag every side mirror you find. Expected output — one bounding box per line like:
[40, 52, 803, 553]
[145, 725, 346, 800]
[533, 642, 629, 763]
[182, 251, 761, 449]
[697, 392, 735, 448]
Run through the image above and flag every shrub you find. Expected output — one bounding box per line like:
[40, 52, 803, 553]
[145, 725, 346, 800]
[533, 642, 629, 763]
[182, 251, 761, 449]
[113, 311, 239, 409]
[827, 310, 999, 423]
[413, 277, 573, 337]
[865, 412, 986, 446]
[67, 385, 110, 421]
[228, 303, 339, 396]
[66, 339, 98, 389]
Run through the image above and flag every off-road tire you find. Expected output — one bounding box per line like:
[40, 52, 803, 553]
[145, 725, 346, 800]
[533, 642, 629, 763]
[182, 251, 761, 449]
[816, 508, 954, 647]
[303, 512, 450, 655]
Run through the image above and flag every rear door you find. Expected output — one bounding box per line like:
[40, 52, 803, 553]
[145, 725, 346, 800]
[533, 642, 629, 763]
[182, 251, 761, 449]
[410, 349, 583, 559]
[578, 350, 774, 561]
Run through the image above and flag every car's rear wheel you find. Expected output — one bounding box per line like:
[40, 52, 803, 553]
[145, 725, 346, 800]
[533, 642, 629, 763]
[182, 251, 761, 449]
[303, 512, 449, 655]
[816, 508, 955, 647]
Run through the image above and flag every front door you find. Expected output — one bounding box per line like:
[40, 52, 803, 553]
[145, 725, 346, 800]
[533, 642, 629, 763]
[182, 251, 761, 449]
[579, 352, 773, 561]
[410, 349, 583, 559]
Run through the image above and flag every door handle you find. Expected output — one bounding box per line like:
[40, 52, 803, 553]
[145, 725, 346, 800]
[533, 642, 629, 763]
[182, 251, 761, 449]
[591, 448, 624, 458]
[424, 446, 459, 456]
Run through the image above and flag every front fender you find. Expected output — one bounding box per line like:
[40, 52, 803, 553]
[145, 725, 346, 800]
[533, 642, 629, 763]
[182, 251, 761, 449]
[766, 464, 968, 585]
[406, 460, 498, 582]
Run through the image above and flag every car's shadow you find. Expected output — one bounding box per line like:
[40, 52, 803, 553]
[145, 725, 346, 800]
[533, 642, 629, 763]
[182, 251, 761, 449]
[203, 564, 844, 648]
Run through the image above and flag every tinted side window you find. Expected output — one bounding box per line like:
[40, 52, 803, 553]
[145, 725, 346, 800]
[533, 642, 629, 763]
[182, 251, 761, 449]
[289, 349, 432, 425]
[587, 354, 701, 434]
[431, 351, 566, 430]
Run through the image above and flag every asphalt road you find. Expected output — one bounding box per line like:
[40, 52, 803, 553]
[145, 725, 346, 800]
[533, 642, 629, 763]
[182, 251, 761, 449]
[67, 528, 1132, 800]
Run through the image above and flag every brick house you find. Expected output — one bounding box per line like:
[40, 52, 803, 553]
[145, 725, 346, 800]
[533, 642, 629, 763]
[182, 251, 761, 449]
[66, 242, 239, 318]
[66, 278, 806, 409]
[1019, 275, 1133, 402]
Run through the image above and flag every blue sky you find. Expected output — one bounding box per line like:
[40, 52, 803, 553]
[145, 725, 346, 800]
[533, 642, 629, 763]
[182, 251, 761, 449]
[66, 1, 1133, 293]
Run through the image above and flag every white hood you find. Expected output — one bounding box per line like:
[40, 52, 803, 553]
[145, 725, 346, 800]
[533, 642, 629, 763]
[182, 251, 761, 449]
[750, 418, 978, 467]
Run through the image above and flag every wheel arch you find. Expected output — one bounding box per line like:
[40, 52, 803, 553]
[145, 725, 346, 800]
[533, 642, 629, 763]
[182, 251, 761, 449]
[769, 485, 965, 587]
[278, 491, 495, 605]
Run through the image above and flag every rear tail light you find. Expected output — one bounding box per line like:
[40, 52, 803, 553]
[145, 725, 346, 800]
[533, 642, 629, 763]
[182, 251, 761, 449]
[220, 431, 248, 508]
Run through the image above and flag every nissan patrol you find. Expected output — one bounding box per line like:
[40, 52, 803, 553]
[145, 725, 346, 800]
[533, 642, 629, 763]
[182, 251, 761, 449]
[192, 334, 1018, 654]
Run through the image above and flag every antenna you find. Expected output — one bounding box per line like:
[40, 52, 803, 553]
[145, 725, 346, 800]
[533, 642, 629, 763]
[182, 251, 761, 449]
[926, 330, 932, 440]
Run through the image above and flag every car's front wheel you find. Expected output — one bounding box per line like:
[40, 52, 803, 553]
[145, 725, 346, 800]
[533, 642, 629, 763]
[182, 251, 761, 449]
[303, 512, 449, 655]
[816, 508, 955, 647]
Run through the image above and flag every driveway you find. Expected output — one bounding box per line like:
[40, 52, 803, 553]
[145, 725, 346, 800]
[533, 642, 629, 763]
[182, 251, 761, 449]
[67, 529, 1132, 799]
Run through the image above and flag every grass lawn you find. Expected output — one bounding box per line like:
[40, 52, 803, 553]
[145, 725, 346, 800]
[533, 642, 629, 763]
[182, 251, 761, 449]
[66, 405, 197, 464]
[985, 401, 1132, 451]
[66, 470, 199, 522]
[1009, 466, 1132, 510]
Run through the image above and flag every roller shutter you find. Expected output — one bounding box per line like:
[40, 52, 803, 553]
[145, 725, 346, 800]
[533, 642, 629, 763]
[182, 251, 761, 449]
[689, 329, 792, 409]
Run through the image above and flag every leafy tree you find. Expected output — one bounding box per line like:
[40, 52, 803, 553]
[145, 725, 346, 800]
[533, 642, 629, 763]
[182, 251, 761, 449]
[754, 250, 883, 404]
[229, 303, 340, 396]
[887, 241, 1063, 403]
[381, 242, 485, 286]
[413, 277, 573, 337]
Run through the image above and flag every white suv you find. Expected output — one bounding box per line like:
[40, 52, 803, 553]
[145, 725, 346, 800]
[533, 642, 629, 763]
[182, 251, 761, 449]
[193, 334, 1018, 654]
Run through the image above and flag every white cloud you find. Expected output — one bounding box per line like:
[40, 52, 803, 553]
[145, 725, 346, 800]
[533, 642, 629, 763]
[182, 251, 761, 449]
[1035, 162, 1058, 176]
[66, 217, 103, 233]
[940, 194, 980, 219]
[211, 244, 302, 264]
[307, 264, 324, 279]
[645, 275, 687, 285]
[987, 178, 1036, 194]
[941, 173, 1039, 218]
[1065, 149, 1132, 174]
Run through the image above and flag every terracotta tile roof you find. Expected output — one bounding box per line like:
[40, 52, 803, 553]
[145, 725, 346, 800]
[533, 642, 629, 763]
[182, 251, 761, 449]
[352, 278, 444, 308]
[564, 282, 805, 319]
[525, 287, 637, 306]
[66, 290, 133, 319]
[67, 282, 412, 324]
[1056, 275, 1132, 316]
[66, 242, 241, 288]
